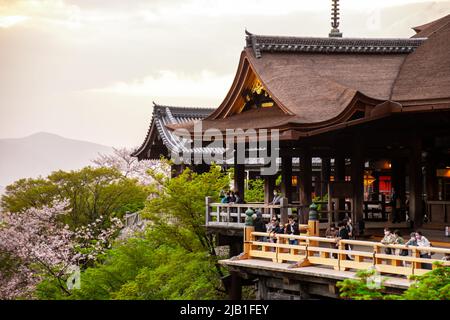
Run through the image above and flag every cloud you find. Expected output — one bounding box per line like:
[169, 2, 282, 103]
[0, 15, 28, 28]
[89, 70, 233, 101]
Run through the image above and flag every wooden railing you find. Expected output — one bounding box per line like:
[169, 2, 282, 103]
[205, 197, 307, 227]
[242, 228, 450, 277]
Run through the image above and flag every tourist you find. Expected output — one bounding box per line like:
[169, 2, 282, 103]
[253, 211, 266, 233]
[326, 224, 339, 258]
[404, 231, 417, 260]
[268, 219, 283, 245]
[234, 191, 245, 204]
[381, 228, 396, 254]
[326, 224, 338, 238]
[337, 222, 352, 260]
[346, 218, 355, 239]
[393, 230, 409, 259]
[415, 231, 433, 270]
[271, 189, 282, 205]
[229, 191, 236, 203]
[442, 253, 450, 262]
[221, 191, 230, 203]
[253, 211, 267, 243]
[286, 216, 299, 245]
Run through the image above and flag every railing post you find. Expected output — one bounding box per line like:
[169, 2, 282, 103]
[280, 197, 288, 225]
[205, 196, 212, 225]
[227, 206, 231, 223]
[243, 226, 254, 259]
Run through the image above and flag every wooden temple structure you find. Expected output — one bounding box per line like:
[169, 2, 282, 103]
[134, 13, 450, 231]
[131, 4, 450, 299]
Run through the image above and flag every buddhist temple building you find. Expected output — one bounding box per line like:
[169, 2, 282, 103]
[133, 13, 450, 232]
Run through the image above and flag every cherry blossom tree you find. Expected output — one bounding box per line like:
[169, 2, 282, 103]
[92, 147, 168, 185]
[0, 200, 124, 299]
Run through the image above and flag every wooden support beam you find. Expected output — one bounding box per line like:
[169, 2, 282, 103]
[425, 154, 438, 202]
[391, 158, 407, 222]
[264, 175, 276, 205]
[409, 137, 424, 227]
[234, 147, 245, 200]
[299, 148, 312, 224]
[229, 271, 242, 300]
[321, 157, 331, 198]
[351, 137, 364, 224]
[280, 155, 293, 203]
[334, 150, 346, 222]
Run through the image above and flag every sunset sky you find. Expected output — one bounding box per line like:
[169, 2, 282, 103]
[1, 0, 450, 147]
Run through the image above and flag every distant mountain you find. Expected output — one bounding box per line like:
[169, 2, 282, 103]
[0, 132, 113, 187]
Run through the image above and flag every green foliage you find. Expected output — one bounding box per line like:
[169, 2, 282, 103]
[1, 178, 58, 213]
[35, 164, 231, 300]
[35, 231, 223, 300]
[337, 269, 386, 300]
[1, 167, 147, 229]
[245, 179, 264, 203]
[337, 265, 450, 300]
[312, 194, 328, 212]
[275, 174, 282, 187]
[142, 164, 230, 253]
[402, 264, 450, 300]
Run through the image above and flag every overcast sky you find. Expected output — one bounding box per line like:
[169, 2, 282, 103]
[1, 0, 450, 147]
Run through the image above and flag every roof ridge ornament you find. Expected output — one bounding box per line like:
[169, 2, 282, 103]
[329, 0, 343, 38]
[245, 29, 262, 58]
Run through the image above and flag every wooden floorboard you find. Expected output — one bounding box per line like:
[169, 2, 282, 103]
[220, 258, 413, 290]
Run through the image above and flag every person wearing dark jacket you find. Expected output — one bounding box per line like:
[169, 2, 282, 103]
[337, 222, 353, 260]
[253, 211, 266, 233]
[286, 216, 300, 245]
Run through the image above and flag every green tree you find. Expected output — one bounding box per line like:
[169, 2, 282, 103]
[245, 178, 264, 203]
[337, 265, 450, 300]
[35, 230, 223, 300]
[1, 167, 147, 229]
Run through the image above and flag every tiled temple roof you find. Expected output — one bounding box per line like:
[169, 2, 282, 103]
[245, 31, 426, 58]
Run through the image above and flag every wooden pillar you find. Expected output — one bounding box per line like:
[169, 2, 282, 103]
[321, 157, 331, 198]
[234, 147, 245, 200]
[264, 175, 276, 205]
[334, 151, 346, 222]
[351, 138, 364, 224]
[280, 155, 293, 203]
[229, 271, 242, 300]
[372, 171, 380, 198]
[280, 197, 289, 226]
[299, 148, 312, 224]
[392, 158, 406, 222]
[409, 137, 424, 227]
[313, 173, 321, 198]
[425, 155, 438, 202]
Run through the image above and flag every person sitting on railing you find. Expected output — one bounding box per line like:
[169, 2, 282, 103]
[415, 231, 432, 270]
[285, 216, 299, 245]
[381, 228, 396, 255]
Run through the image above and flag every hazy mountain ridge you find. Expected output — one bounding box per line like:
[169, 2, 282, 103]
[0, 132, 113, 188]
